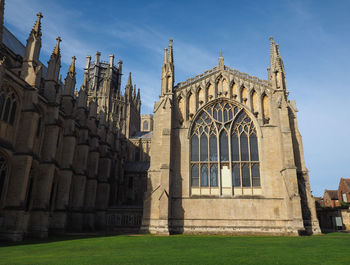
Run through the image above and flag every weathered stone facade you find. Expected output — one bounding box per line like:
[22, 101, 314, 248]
[0, 0, 321, 241]
[140, 39, 321, 236]
[0, 3, 148, 241]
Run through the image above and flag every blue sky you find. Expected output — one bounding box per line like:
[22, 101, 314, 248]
[4, 0, 350, 196]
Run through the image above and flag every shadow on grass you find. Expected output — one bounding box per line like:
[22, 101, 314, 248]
[0, 232, 127, 248]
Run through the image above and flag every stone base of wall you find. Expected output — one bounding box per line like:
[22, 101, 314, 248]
[141, 217, 305, 236]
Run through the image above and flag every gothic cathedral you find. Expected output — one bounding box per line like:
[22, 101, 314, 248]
[0, 1, 320, 241]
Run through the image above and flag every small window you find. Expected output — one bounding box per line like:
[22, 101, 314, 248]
[143, 120, 148, 130]
[343, 193, 348, 203]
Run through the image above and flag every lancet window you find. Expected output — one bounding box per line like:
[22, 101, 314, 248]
[0, 89, 17, 125]
[190, 100, 260, 191]
[0, 156, 7, 201]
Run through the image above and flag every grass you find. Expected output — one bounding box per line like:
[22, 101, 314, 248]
[0, 233, 349, 265]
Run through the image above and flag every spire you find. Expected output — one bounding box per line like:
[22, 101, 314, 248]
[163, 48, 168, 65]
[69, 56, 76, 74]
[160, 39, 175, 96]
[269, 36, 276, 72]
[137, 88, 140, 101]
[125, 72, 133, 100]
[45, 36, 61, 88]
[52, 36, 61, 56]
[32, 12, 43, 38]
[63, 56, 76, 96]
[133, 84, 136, 100]
[269, 36, 286, 90]
[127, 72, 132, 87]
[218, 50, 224, 69]
[168, 39, 173, 64]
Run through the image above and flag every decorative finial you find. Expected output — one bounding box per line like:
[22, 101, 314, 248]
[219, 50, 223, 57]
[32, 12, 43, 36]
[169, 38, 173, 46]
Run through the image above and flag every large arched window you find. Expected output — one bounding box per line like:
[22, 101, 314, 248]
[190, 100, 260, 192]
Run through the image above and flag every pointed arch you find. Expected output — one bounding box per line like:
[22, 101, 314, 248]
[187, 91, 196, 120]
[207, 82, 215, 102]
[177, 95, 185, 123]
[251, 90, 259, 114]
[262, 93, 270, 123]
[241, 86, 248, 105]
[189, 99, 261, 193]
[197, 86, 205, 107]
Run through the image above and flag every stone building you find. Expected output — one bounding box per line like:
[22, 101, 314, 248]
[0, 0, 322, 241]
[140, 38, 321, 235]
[0, 2, 148, 241]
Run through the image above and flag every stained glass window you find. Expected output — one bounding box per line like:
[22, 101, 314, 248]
[210, 165, 218, 187]
[200, 134, 208, 161]
[201, 165, 208, 187]
[190, 100, 260, 192]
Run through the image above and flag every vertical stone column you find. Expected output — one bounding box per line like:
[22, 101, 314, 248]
[67, 127, 89, 232]
[50, 119, 76, 234]
[83, 135, 99, 231]
[94, 123, 111, 230]
[276, 92, 304, 233]
[141, 94, 173, 235]
[28, 106, 60, 238]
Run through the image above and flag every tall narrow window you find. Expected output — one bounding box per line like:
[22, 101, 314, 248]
[240, 133, 249, 161]
[231, 133, 239, 161]
[191, 165, 199, 187]
[0, 157, 7, 200]
[232, 163, 240, 187]
[0, 92, 17, 125]
[191, 135, 199, 161]
[200, 134, 208, 161]
[242, 164, 250, 187]
[250, 134, 259, 161]
[190, 100, 260, 192]
[9, 101, 16, 125]
[210, 165, 218, 187]
[201, 165, 208, 187]
[209, 134, 217, 161]
[2, 98, 11, 122]
[220, 131, 228, 161]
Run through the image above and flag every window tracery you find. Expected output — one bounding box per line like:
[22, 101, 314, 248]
[190, 100, 260, 192]
[0, 89, 17, 125]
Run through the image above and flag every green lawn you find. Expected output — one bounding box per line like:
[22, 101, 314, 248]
[0, 233, 349, 265]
